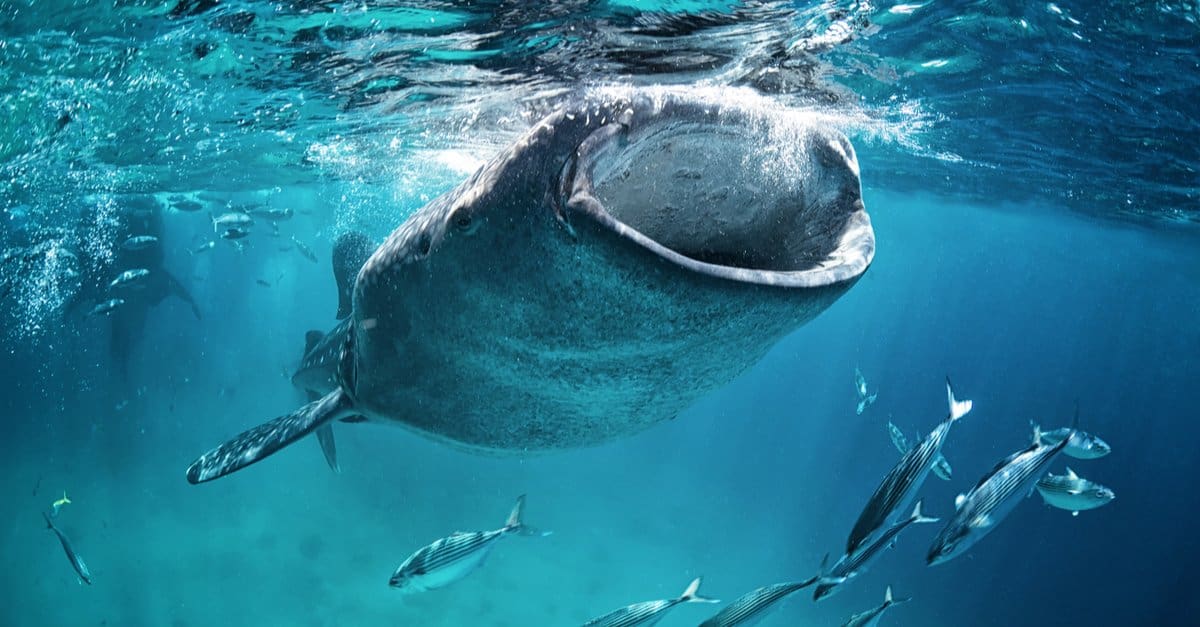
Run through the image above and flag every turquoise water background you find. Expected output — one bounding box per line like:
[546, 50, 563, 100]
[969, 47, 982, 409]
[4, 188, 1196, 625]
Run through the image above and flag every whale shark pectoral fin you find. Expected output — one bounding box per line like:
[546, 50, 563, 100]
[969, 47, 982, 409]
[315, 423, 340, 474]
[186, 389, 353, 484]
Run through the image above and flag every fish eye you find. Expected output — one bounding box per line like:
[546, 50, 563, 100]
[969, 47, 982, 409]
[940, 543, 954, 555]
[453, 214, 474, 232]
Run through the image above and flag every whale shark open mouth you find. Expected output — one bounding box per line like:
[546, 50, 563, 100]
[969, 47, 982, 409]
[564, 100, 874, 288]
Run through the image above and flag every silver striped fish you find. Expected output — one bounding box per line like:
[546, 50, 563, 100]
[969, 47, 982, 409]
[841, 586, 909, 627]
[848, 379, 972, 553]
[927, 426, 1073, 565]
[814, 500, 938, 601]
[1036, 467, 1115, 516]
[699, 577, 817, 627]
[43, 511, 92, 585]
[885, 421, 952, 481]
[583, 577, 717, 627]
[388, 495, 544, 592]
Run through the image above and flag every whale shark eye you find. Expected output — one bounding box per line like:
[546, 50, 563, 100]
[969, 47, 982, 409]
[452, 212, 481, 236]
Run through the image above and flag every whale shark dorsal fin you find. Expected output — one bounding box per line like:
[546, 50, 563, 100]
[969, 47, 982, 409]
[955, 493, 965, 510]
[1066, 467, 1079, 480]
[1032, 423, 1042, 445]
[331, 231, 374, 320]
[186, 388, 354, 484]
[303, 330, 324, 356]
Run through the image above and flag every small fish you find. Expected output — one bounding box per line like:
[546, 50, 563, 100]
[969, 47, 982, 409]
[699, 578, 816, 627]
[814, 500, 938, 601]
[292, 236, 317, 263]
[256, 279, 271, 287]
[841, 586, 908, 627]
[120, 235, 158, 251]
[250, 207, 294, 221]
[584, 577, 718, 627]
[886, 422, 952, 481]
[191, 241, 216, 254]
[848, 378, 971, 553]
[87, 298, 125, 317]
[854, 366, 877, 415]
[50, 491, 71, 518]
[109, 268, 150, 289]
[212, 212, 254, 232]
[927, 425, 1073, 566]
[389, 495, 546, 593]
[221, 227, 251, 240]
[172, 199, 204, 212]
[1036, 468, 1115, 516]
[43, 511, 92, 585]
[1036, 425, 1111, 459]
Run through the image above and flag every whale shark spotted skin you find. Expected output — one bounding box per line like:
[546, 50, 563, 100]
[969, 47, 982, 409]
[186, 87, 876, 484]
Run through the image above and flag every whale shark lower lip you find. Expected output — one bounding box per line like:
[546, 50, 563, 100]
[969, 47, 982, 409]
[186, 87, 875, 484]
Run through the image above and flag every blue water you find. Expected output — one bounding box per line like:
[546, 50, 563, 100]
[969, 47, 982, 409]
[2, 2, 1199, 626]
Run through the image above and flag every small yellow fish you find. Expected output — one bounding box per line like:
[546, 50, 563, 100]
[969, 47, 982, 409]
[50, 491, 71, 517]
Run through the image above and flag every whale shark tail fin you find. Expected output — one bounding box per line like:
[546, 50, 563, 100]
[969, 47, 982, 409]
[186, 388, 354, 484]
[332, 231, 374, 320]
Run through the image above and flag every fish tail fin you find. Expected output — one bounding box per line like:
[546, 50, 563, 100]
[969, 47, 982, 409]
[505, 494, 526, 531]
[1032, 423, 1043, 445]
[911, 499, 939, 524]
[504, 494, 549, 536]
[884, 585, 912, 606]
[680, 577, 719, 604]
[186, 389, 353, 484]
[946, 377, 972, 421]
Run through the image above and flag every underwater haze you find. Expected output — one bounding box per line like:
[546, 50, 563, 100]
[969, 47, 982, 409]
[2, 2, 1198, 626]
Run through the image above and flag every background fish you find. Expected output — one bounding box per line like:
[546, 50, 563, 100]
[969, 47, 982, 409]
[1038, 426, 1111, 460]
[699, 578, 816, 627]
[815, 500, 938, 601]
[928, 427, 1073, 565]
[885, 422, 952, 481]
[42, 512, 91, 585]
[841, 586, 909, 627]
[583, 577, 717, 627]
[120, 235, 158, 251]
[848, 379, 971, 553]
[388, 495, 544, 593]
[1036, 468, 1116, 516]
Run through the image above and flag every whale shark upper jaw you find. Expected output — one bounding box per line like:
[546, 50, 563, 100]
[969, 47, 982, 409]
[563, 95, 874, 288]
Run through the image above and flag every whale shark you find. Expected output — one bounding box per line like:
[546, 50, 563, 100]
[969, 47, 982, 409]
[186, 88, 876, 484]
